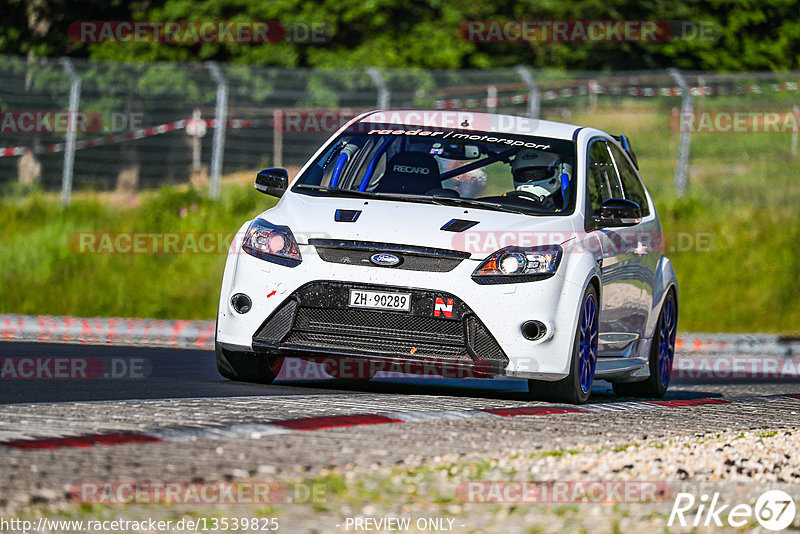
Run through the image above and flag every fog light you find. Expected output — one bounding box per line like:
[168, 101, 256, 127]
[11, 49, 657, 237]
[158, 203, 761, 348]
[231, 293, 252, 314]
[521, 320, 546, 341]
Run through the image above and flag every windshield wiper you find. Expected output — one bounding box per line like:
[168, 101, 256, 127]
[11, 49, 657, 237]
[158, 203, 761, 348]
[294, 184, 381, 199]
[296, 185, 539, 215]
[423, 195, 534, 215]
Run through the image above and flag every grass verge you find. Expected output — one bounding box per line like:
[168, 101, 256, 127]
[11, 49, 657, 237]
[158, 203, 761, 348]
[1, 108, 798, 332]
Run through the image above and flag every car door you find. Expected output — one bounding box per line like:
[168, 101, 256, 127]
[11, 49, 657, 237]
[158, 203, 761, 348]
[607, 142, 658, 339]
[585, 139, 641, 357]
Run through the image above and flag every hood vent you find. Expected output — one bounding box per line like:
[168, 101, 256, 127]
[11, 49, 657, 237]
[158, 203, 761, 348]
[334, 209, 361, 222]
[441, 219, 479, 232]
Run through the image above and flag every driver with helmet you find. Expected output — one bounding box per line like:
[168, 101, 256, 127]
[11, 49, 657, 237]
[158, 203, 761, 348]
[509, 148, 569, 211]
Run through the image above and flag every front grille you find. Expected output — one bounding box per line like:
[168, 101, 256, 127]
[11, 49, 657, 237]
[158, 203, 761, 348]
[465, 315, 503, 358]
[310, 239, 468, 272]
[294, 307, 463, 343]
[254, 299, 297, 342]
[252, 281, 508, 367]
[286, 331, 468, 360]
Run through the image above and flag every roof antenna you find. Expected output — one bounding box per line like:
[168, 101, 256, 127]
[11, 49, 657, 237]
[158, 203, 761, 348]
[461, 119, 470, 127]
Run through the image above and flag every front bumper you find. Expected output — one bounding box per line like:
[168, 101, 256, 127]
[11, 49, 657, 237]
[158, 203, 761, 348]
[217, 237, 587, 380]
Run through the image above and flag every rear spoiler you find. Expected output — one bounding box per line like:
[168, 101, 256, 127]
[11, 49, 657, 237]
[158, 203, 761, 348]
[611, 134, 639, 169]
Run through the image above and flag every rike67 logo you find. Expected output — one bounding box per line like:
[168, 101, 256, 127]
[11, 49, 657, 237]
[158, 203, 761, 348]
[669, 490, 797, 531]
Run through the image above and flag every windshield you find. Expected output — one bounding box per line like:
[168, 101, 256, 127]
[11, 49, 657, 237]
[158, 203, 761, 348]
[293, 124, 577, 215]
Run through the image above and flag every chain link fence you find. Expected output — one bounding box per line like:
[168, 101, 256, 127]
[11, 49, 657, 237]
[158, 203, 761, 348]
[1, 55, 798, 205]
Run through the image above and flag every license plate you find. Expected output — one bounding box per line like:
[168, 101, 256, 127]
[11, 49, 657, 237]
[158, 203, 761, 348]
[348, 289, 411, 312]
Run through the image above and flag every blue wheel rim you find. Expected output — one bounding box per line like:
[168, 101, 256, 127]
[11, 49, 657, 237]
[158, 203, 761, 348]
[657, 294, 677, 388]
[578, 293, 599, 394]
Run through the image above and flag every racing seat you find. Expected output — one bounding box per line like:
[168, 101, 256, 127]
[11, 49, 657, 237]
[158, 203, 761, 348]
[375, 152, 441, 195]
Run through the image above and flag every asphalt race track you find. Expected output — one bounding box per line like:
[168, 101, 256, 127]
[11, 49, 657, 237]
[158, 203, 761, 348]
[0, 342, 354, 405]
[2, 340, 800, 523]
[3, 341, 798, 404]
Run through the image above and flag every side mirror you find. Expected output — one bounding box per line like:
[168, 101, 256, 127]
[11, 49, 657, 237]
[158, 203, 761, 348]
[255, 168, 289, 197]
[595, 198, 642, 228]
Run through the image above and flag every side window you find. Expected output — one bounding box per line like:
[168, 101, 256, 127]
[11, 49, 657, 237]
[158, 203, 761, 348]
[586, 140, 623, 217]
[608, 144, 650, 216]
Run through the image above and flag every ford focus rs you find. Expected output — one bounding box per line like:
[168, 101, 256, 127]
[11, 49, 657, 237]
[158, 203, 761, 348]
[215, 110, 678, 403]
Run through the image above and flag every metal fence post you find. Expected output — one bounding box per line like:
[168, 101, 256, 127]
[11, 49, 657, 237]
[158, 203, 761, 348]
[59, 58, 81, 208]
[588, 79, 599, 112]
[273, 109, 284, 168]
[367, 68, 390, 109]
[514, 66, 540, 119]
[669, 68, 692, 196]
[206, 62, 228, 200]
[486, 85, 497, 113]
[792, 105, 799, 157]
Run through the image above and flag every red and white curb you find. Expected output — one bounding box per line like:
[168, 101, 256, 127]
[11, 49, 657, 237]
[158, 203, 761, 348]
[1, 394, 798, 451]
[0, 314, 214, 350]
[2, 313, 798, 356]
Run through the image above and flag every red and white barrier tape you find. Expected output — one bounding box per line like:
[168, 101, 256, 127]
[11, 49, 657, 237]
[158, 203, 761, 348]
[4, 80, 798, 155]
[434, 81, 800, 109]
[0, 117, 271, 158]
[0, 313, 797, 355]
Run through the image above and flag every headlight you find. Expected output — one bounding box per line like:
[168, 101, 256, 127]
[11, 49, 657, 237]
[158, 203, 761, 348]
[472, 245, 562, 284]
[242, 218, 302, 267]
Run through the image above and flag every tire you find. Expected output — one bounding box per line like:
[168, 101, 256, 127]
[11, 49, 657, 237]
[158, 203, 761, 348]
[613, 290, 677, 398]
[215, 341, 278, 384]
[528, 284, 599, 404]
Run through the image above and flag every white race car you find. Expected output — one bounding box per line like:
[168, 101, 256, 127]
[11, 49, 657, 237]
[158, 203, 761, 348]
[216, 110, 678, 403]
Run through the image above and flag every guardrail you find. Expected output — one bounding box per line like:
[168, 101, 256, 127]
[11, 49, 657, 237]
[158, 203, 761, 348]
[2, 313, 797, 356]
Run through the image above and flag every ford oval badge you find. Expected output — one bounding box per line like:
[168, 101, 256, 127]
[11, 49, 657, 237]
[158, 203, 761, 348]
[370, 253, 401, 267]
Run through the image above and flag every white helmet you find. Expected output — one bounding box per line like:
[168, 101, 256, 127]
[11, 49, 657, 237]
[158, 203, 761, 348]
[511, 149, 561, 197]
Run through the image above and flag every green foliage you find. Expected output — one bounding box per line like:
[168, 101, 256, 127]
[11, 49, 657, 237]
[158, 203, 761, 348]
[0, 183, 275, 319]
[1, 120, 798, 331]
[3, 0, 800, 71]
[0, 0, 136, 58]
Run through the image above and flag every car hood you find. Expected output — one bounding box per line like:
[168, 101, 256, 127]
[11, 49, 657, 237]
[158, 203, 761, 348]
[258, 192, 581, 259]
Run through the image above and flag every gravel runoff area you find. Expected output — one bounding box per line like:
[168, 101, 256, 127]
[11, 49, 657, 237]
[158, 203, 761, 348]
[3, 429, 799, 532]
[2, 397, 800, 532]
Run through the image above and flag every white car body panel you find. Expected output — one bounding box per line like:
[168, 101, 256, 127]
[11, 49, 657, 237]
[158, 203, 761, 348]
[217, 111, 678, 385]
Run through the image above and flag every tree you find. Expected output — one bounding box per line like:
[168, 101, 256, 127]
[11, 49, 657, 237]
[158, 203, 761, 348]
[2, 0, 800, 71]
